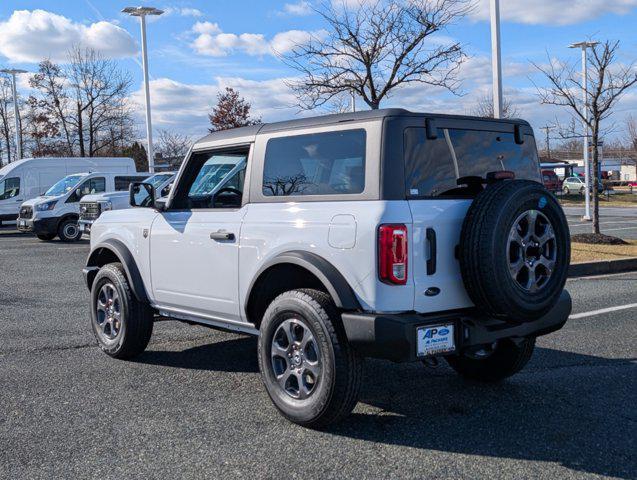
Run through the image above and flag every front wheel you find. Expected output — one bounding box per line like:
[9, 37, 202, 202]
[90, 263, 154, 359]
[563, 186, 570, 195]
[58, 218, 82, 242]
[445, 338, 536, 382]
[258, 289, 362, 428]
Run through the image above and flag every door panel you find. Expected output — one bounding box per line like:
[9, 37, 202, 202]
[149, 208, 247, 321]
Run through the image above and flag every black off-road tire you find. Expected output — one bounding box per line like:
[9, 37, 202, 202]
[459, 180, 570, 323]
[258, 289, 362, 428]
[37, 233, 56, 241]
[446, 338, 536, 382]
[90, 263, 154, 360]
[57, 218, 82, 242]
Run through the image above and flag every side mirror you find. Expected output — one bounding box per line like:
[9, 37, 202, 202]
[129, 182, 155, 208]
[75, 188, 82, 198]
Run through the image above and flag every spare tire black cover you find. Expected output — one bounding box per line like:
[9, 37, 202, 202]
[459, 179, 570, 323]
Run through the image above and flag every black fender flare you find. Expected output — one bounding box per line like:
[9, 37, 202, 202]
[84, 239, 150, 303]
[246, 250, 361, 311]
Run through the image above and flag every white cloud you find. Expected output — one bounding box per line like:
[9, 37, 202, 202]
[190, 22, 322, 57]
[281, 1, 314, 16]
[132, 77, 302, 135]
[0, 10, 137, 63]
[472, 0, 637, 25]
[163, 7, 204, 18]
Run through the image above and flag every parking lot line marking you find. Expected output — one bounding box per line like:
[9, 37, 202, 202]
[570, 220, 637, 227]
[569, 303, 637, 319]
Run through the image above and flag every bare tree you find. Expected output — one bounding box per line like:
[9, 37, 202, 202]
[284, 0, 472, 110]
[156, 129, 192, 160]
[28, 47, 135, 157]
[0, 74, 14, 165]
[472, 93, 518, 119]
[627, 115, 637, 153]
[208, 87, 261, 132]
[534, 40, 637, 234]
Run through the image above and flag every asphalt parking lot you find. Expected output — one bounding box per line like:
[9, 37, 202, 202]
[564, 206, 637, 239]
[0, 230, 635, 479]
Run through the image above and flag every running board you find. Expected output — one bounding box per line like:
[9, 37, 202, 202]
[156, 306, 259, 336]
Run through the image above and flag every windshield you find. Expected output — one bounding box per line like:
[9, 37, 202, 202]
[0, 176, 20, 200]
[146, 173, 173, 189]
[45, 175, 84, 197]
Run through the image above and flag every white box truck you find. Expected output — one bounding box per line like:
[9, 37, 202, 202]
[0, 157, 137, 226]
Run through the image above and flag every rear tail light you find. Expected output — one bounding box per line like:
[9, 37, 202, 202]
[378, 224, 408, 285]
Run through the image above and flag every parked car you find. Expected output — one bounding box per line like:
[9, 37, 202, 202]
[83, 109, 572, 427]
[79, 172, 175, 235]
[0, 157, 136, 226]
[541, 170, 561, 193]
[17, 171, 149, 241]
[562, 176, 604, 195]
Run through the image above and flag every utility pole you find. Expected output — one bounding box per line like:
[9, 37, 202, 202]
[490, 0, 503, 119]
[0, 68, 27, 160]
[569, 41, 599, 222]
[541, 125, 555, 161]
[122, 6, 164, 173]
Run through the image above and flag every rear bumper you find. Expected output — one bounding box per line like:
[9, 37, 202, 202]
[341, 290, 572, 363]
[17, 217, 59, 235]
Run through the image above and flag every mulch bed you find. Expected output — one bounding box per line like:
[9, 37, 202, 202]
[571, 233, 629, 245]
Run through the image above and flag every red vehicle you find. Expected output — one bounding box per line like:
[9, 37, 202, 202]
[542, 170, 561, 193]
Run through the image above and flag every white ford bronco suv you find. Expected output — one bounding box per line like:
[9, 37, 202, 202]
[83, 110, 571, 428]
[79, 172, 175, 236]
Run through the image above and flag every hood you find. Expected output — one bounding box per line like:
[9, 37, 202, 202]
[22, 195, 63, 208]
[81, 190, 129, 203]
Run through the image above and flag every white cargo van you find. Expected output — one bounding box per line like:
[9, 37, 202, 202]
[0, 157, 137, 225]
[17, 170, 148, 241]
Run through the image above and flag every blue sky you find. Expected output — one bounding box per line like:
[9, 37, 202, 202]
[1, 0, 636, 144]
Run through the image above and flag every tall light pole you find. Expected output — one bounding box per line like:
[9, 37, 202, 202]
[0, 68, 27, 160]
[569, 41, 599, 221]
[490, 0, 503, 119]
[123, 6, 164, 173]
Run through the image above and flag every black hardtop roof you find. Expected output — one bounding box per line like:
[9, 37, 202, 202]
[194, 108, 531, 146]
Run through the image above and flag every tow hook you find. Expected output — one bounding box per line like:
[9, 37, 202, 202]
[421, 356, 440, 368]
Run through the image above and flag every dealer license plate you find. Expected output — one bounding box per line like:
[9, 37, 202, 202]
[417, 324, 455, 357]
[18, 220, 26, 227]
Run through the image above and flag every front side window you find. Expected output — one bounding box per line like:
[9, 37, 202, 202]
[68, 177, 106, 202]
[262, 129, 366, 197]
[404, 128, 541, 197]
[0, 176, 20, 200]
[170, 150, 248, 209]
[45, 175, 84, 197]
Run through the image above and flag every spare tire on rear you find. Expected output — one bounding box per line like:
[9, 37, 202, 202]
[459, 179, 570, 323]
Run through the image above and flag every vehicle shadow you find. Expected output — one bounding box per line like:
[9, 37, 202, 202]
[130, 336, 635, 478]
[328, 347, 636, 479]
[136, 336, 259, 373]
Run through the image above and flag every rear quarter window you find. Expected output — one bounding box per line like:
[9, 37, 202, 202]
[262, 129, 366, 197]
[404, 127, 541, 198]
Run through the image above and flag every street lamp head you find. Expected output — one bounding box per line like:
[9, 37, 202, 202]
[122, 6, 164, 16]
[569, 41, 600, 50]
[0, 68, 28, 75]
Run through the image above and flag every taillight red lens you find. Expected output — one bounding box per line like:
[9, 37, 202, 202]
[378, 224, 408, 285]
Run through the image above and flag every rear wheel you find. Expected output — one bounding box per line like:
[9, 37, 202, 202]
[58, 218, 82, 242]
[90, 263, 153, 359]
[37, 233, 56, 241]
[258, 289, 362, 428]
[446, 338, 536, 382]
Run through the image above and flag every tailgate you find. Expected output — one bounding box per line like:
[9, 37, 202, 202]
[409, 199, 473, 313]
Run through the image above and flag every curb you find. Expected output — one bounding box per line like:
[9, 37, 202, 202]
[569, 257, 637, 277]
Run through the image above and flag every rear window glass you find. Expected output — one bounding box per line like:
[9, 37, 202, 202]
[262, 129, 366, 197]
[404, 128, 541, 197]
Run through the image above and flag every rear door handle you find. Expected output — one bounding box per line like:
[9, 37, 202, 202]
[426, 228, 437, 275]
[210, 230, 235, 241]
